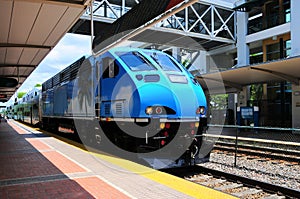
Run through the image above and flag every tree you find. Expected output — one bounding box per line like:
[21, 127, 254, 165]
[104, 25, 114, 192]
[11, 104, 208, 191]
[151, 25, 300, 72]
[34, 83, 42, 87]
[210, 94, 228, 110]
[17, 92, 26, 98]
[250, 84, 263, 106]
[182, 59, 190, 68]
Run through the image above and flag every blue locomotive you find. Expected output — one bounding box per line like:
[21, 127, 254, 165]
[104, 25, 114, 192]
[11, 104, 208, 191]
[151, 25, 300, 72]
[11, 47, 211, 168]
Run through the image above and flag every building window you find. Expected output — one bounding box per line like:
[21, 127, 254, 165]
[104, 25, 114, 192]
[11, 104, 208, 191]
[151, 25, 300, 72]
[247, 0, 290, 34]
[264, 0, 290, 29]
[284, 40, 291, 57]
[284, 0, 291, 23]
[266, 43, 280, 61]
[285, 8, 291, 22]
[266, 39, 290, 61]
[250, 47, 263, 64]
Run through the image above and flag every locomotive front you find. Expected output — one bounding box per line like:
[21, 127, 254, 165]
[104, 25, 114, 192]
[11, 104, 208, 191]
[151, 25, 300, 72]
[97, 48, 211, 168]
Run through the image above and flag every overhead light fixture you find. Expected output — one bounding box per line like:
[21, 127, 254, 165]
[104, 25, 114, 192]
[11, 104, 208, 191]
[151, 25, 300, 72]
[0, 77, 18, 88]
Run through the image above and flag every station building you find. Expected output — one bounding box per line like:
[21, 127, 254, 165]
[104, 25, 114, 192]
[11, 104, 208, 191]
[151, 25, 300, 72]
[203, 0, 299, 129]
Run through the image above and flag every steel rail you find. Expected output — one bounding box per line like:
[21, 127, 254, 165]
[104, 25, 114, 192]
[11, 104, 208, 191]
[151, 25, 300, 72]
[162, 165, 300, 198]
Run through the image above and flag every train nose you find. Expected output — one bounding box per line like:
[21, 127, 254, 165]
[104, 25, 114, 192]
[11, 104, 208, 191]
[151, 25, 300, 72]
[172, 87, 202, 117]
[138, 84, 177, 110]
[139, 83, 202, 118]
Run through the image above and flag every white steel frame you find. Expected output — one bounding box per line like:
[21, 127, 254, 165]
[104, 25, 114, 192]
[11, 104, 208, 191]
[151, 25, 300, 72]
[83, 0, 236, 43]
[82, 0, 139, 22]
[156, 2, 235, 43]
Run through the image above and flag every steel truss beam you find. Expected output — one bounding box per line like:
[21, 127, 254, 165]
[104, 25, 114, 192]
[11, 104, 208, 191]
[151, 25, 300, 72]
[157, 2, 236, 43]
[83, 0, 236, 44]
[82, 0, 139, 21]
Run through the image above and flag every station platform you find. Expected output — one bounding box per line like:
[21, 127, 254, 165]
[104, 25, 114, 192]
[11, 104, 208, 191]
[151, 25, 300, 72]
[0, 119, 236, 199]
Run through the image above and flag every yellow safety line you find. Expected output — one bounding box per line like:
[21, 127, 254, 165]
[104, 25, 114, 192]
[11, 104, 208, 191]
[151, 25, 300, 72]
[91, 152, 237, 199]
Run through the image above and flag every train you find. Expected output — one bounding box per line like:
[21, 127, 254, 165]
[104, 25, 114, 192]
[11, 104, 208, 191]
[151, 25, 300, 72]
[7, 87, 41, 125]
[6, 47, 212, 169]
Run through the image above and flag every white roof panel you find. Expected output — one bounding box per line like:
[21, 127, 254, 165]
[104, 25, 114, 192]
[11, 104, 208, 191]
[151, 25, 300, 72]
[197, 57, 300, 94]
[0, 0, 89, 101]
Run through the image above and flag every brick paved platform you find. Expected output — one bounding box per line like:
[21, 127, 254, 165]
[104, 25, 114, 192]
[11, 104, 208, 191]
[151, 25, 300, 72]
[0, 120, 132, 198]
[0, 120, 236, 199]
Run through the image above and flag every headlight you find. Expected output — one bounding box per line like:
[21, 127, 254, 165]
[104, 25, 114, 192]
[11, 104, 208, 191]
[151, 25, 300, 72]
[196, 106, 206, 115]
[145, 106, 165, 115]
[145, 106, 153, 115]
[155, 107, 163, 114]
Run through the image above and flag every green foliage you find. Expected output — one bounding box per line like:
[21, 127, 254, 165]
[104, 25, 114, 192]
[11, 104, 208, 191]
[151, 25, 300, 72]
[210, 94, 228, 110]
[17, 92, 26, 98]
[250, 84, 263, 101]
[34, 83, 42, 87]
[182, 59, 190, 68]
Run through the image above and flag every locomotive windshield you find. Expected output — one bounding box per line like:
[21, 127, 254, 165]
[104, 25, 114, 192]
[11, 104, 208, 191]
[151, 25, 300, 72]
[117, 51, 157, 71]
[145, 52, 182, 72]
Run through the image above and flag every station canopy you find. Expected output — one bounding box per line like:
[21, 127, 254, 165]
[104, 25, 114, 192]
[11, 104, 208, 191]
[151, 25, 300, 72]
[196, 56, 300, 94]
[0, 0, 89, 102]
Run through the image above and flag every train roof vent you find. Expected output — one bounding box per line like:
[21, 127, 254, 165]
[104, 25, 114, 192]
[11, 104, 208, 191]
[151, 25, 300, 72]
[60, 56, 85, 83]
[53, 74, 60, 86]
[42, 56, 85, 91]
[43, 79, 53, 91]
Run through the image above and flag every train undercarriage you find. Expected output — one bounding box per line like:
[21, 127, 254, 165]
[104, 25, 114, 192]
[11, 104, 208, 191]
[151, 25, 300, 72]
[41, 116, 212, 169]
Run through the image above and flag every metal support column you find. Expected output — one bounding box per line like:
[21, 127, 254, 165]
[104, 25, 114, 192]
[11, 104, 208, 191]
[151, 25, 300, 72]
[291, 0, 300, 57]
[236, 11, 249, 67]
[291, 0, 300, 129]
[236, 11, 249, 107]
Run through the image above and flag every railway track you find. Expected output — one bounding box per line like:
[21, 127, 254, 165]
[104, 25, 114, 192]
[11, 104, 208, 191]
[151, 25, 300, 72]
[163, 165, 300, 199]
[213, 141, 300, 163]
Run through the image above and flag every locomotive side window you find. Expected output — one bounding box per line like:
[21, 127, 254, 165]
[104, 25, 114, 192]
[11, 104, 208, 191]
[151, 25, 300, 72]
[117, 51, 156, 71]
[102, 57, 119, 78]
[146, 52, 182, 72]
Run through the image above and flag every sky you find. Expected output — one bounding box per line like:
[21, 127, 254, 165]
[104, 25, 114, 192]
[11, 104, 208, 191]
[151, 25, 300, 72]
[1, 33, 92, 107]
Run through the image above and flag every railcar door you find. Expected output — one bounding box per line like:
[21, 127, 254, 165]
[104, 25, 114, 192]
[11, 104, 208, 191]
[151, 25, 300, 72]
[99, 56, 120, 118]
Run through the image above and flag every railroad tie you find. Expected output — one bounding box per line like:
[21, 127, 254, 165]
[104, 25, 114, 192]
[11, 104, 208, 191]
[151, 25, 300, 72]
[201, 179, 226, 186]
[262, 194, 285, 199]
[215, 183, 243, 191]
[232, 188, 263, 197]
[186, 174, 213, 182]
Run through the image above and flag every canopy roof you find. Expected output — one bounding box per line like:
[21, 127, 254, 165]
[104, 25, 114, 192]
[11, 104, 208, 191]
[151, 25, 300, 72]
[0, 0, 89, 102]
[197, 56, 300, 94]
